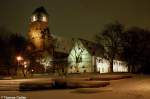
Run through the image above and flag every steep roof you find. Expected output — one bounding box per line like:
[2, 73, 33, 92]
[79, 39, 124, 61]
[54, 36, 73, 54]
[78, 38, 104, 57]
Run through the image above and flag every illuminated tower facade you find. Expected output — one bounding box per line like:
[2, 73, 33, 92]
[28, 6, 51, 50]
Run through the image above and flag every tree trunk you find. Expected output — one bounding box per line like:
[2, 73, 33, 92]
[131, 64, 135, 73]
[110, 59, 113, 73]
[128, 65, 132, 73]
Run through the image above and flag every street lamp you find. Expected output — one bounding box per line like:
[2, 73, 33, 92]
[16, 56, 23, 66]
[16, 56, 23, 62]
[16, 56, 23, 76]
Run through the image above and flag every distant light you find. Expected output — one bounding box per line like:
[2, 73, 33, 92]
[24, 65, 27, 68]
[16, 56, 23, 61]
[24, 61, 27, 65]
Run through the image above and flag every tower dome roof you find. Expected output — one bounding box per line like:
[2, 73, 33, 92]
[33, 6, 48, 15]
[31, 6, 48, 22]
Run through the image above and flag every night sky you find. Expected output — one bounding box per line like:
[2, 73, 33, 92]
[0, 0, 150, 41]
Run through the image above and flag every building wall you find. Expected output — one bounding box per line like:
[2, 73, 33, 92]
[96, 57, 110, 73]
[68, 41, 92, 73]
[96, 57, 128, 73]
[113, 60, 128, 72]
[28, 21, 48, 50]
[68, 40, 128, 74]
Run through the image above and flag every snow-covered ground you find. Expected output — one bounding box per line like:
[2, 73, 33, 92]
[0, 75, 150, 99]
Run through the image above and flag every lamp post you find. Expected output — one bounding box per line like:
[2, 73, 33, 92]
[16, 56, 23, 76]
[16, 56, 23, 66]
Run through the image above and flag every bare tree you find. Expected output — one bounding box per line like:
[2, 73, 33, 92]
[96, 22, 124, 72]
[122, 27, 150, 73]
[69, 39, 85, 72]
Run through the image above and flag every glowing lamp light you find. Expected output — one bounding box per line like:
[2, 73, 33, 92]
[23, 61, 28, 68]
[24, 65, 27, 68]
[16, 56, 23, 61]
[24, 61, 27, 65]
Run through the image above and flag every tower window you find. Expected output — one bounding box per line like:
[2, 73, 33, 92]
[32, 15, 37, 22]
[42, 16, 47, 22]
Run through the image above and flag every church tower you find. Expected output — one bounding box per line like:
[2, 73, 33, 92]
[27, 7, 54, 73]
[28, 6, 51, 50]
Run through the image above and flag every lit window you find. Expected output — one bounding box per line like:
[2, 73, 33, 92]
[42, 16, 47, 22]
[32, 15, 37, 22]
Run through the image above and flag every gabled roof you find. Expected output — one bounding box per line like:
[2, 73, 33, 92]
[78, 38, 104, 57]
[79, 39, 123, 61]
[54, 36, 73, 54]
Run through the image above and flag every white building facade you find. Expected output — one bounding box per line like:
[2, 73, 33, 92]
[68, 39, 128, 73]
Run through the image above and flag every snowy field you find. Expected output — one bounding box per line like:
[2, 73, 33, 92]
[0, 75, 150, 99]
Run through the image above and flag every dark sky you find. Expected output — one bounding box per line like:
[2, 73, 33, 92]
[0, 0, 150, 41]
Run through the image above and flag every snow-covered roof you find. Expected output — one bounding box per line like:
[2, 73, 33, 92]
[54, 36, 73, 54]
[74, 38, 104, 57]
